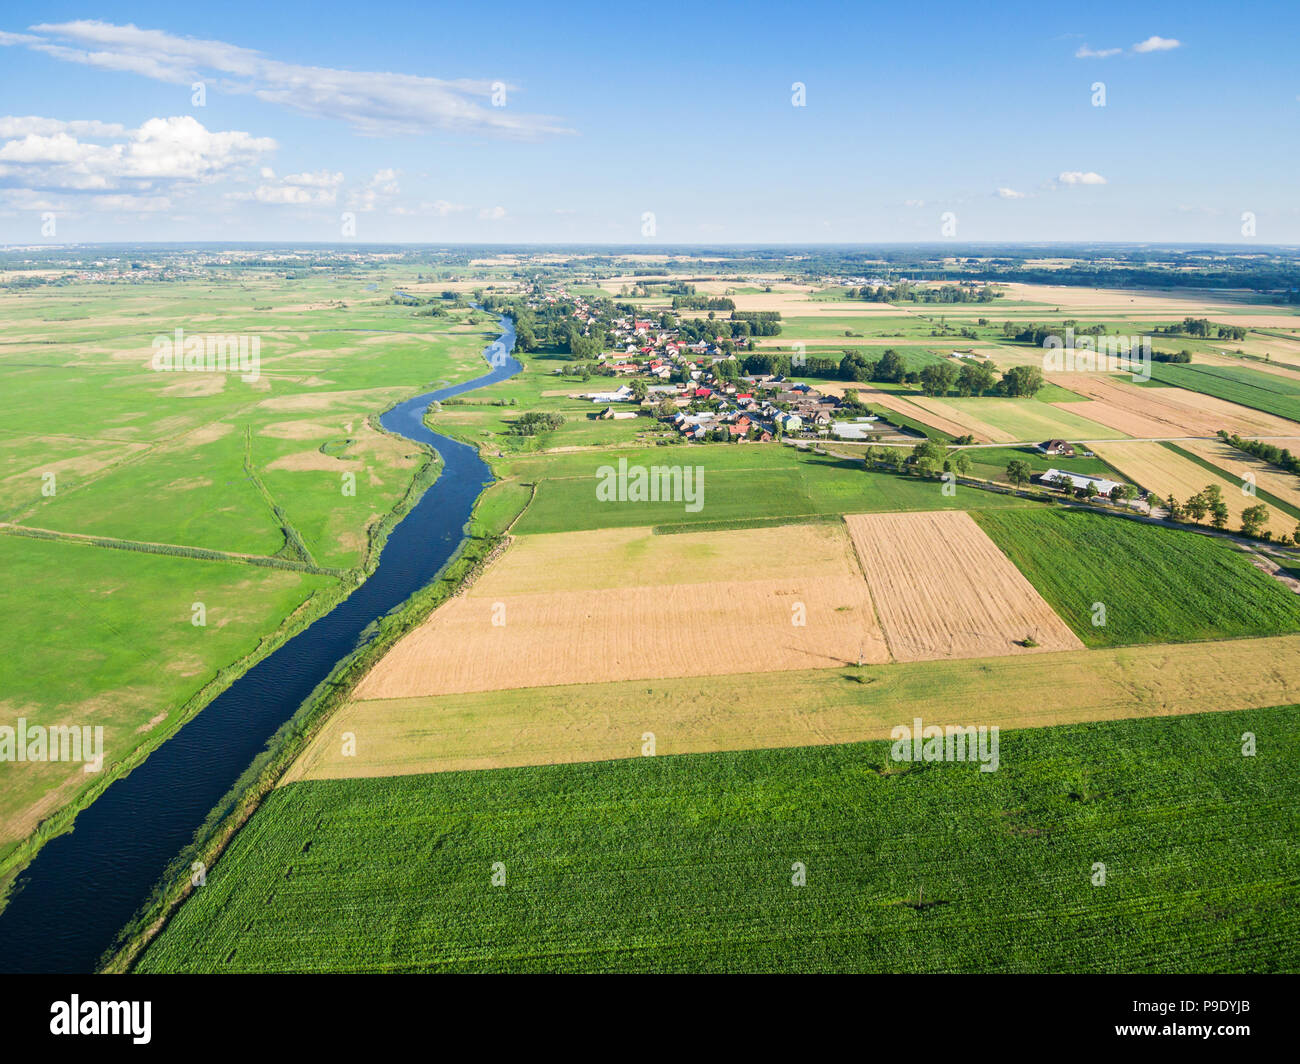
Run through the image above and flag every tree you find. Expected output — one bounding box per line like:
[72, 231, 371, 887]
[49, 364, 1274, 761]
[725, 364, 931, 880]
[919, 363, 957, 398]
[873, 349, 906, 383]
[1240, 504, 1271, 538]
[1166, 495, 1183, 521]
[630, 378, 648, 402]
[957, 360, 998, 397]
[1200, 484, 1229, 529]
[1051, 473, 1076, 496]
[911, 439, 947, 474]
[1184, 490, 1209, 524]
[945, 450, 972, 475]
[1005, 459, 1032, 488]
[1109, 483, 1138, 503]
[1000, 364, 1045, 398]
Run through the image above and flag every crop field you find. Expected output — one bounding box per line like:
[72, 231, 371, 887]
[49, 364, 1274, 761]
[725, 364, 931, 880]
[1052, 374, 1300, 439]
[1147, 362, 1300, 423]
[1091, 440, 1296, 536]
[285, 626, 1300, 784]
[990, 283, 1300, 326]
[0, 273, 493, 868]
[844, 511, 1082, 661]
[902, 394, 1126, 444]
[503, 444, 1037, 535]
[144, 705, 1300, 973]
[974, 509, 1300, 646]
[353, 521, 889, 699]
[1177, 438, 1300, 514]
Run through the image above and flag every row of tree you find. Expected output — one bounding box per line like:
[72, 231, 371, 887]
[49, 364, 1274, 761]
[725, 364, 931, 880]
[851, 282, 998, 304]
[1218, 430, 1300, 477]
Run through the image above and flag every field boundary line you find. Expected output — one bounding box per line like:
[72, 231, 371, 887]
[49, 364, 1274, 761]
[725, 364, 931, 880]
[242, 424, 318, 568]
[0, 521, 346, 576]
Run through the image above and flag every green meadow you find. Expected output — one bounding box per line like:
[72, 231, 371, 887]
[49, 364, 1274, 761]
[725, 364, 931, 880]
[0, 532, 335, 868]
[961, 445, 1126, 484]
[0, 273, 493, 880]
[1147, 361, 1300, 422]
[504, 444, 1038, 535]
[974, 509, 1300, 646]
[137, 705, 1300, 973]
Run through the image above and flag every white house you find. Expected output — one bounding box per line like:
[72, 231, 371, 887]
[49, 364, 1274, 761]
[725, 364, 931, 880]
[585, 384, 635, 403]
[1040, 468, 1124, 495]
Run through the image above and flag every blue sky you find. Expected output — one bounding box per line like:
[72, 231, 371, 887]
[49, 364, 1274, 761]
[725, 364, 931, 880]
[1, 0, 1297, 244]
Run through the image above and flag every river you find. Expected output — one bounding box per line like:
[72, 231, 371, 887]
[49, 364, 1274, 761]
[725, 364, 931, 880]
[0, 314, 520, 973]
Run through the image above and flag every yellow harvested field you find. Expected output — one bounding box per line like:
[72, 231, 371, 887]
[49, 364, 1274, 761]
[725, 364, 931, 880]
[843, 511, 1083, 661]
[820, 383, 982, 439]
[1177, 438, 1300, 514]
[283, 634, 1300, 782]
[354, 522, 889, 699]
[1092, 440, 1294, 536]
[998, 283, 1300, 327]
[1052, 375, 1300, 438]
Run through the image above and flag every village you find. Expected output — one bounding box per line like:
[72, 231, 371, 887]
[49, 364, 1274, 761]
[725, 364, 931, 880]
[550, 290, 885, 445]
[535, 287, 1151, 504]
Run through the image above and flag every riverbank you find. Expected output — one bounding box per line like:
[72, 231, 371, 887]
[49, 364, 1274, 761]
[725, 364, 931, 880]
[0, 313, 520, 973]
[102, 320, 522, 971]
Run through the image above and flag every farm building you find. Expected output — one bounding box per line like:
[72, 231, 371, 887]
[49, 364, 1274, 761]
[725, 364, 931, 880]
[585, 384, 635, 403]
[1037, 439, 1077, 457]
[831, 417, 881, 440]
[1039, 468, 1123, 495]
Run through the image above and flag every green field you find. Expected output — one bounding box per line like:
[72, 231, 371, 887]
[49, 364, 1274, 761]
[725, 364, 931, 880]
[962, 445, 1125, 484]
[0, 274, 493, 877]
[1148, 362, 1300, 422]
[974, 509, 1300, 646]
[0, 533, 335, 867]
[506, 444, 1038, 535]
[137, 705, 1300, 973]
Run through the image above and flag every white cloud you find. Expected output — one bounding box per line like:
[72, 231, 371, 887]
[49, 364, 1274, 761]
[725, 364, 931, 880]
[1058, 171, 1107, 186]
[93, 192, 171, 212]
[0, 116, 126, 138]
[232, 168, 342, 206]
[1133, 36, 1181, 53]
[903, 198, 925, 208]
[1075, 44, 1121, 58]
[996, 187, 1026, 199]
[347, 168, 401, 212]
[0, 115, 275, 208]
[479, 205, 506, 221]
[283, 169, 344, 189]
[392, 199, 466, 217]
[7, 21, 573, 139]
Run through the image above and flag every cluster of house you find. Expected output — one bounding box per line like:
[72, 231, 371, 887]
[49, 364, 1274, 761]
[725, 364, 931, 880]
[547, 284, 891, 444]
[581, 372, 862, 443]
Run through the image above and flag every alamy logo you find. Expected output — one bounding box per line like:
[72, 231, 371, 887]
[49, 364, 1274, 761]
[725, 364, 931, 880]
[50, 996, 151, 1044]
[596, 457, 704, 513]
[0, 719, 103, 772]
[1042, 328, 1150, 382]
[890, 717, 999, 772]
[151, 328, 261, 382]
